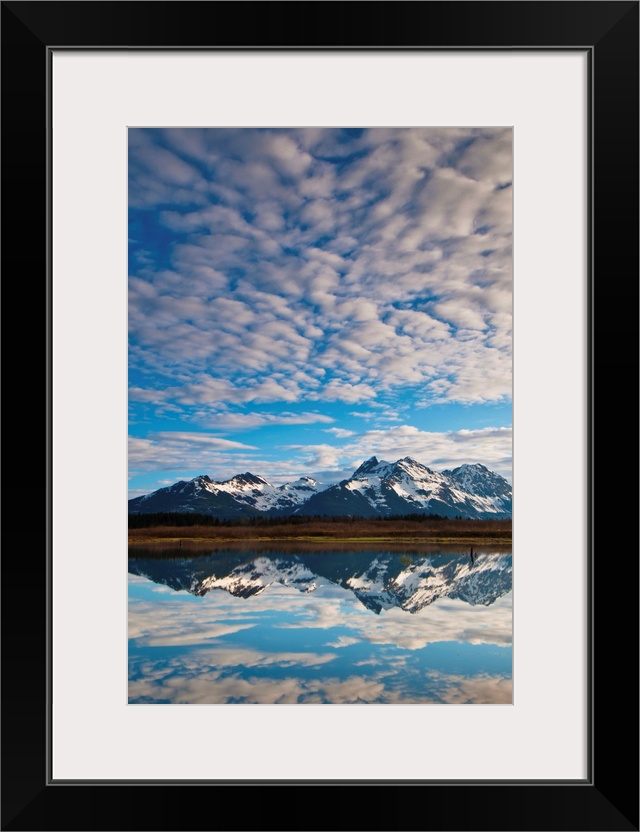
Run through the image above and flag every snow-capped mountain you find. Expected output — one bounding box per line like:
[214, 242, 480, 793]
[298, 457, 511, 519]
[128, 551, 512, 615]
[128, 472, 327, 517]
[128, 456, 512, 519]
[444, 463, 512, 506]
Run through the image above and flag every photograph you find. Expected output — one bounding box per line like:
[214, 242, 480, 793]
[128, 127, 514, 705]
[3, 0, 636, 825]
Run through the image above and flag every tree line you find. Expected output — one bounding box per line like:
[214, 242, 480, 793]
[127, 510, 461, 529]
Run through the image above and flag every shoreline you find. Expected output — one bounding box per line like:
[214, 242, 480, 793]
[129, 518, 512, 548]
[129, 534, 512, 546]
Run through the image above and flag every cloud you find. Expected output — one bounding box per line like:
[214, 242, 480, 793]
[335, 424, 513, 480]
[282, 443, 344, 470]
[456, 131, 513, 184]
[151, 432, 254, 448]
[128, 422, 512, 482]
[128, 433, 258, 471]
[201, 411, 334, 430]
[309, 380, 377, 404]
[324, 427, 356, 438]
[129, 127, 512, 415]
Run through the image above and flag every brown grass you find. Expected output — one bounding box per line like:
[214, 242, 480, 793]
[128, 517, 511, 544]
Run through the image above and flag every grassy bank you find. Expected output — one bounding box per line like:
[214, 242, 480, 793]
[129, 517, 511, 545]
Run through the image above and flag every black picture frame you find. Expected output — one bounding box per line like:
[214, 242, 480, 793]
[2, 2, 638, 830]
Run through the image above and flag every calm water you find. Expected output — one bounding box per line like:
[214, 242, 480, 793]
[128, 544, 512, 704]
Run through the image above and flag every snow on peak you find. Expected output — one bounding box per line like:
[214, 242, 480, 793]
[191, 474, 213, 484]
[352, 456, 380, 476]
[278, 476, 324, 497]
[454, 463, 488, 474]
[225, 472, 270, 486]
[352, 456, 399, 478]
[395, 457, 434, 476]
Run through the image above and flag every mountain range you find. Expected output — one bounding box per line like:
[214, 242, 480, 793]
[129, 456, 512, 519]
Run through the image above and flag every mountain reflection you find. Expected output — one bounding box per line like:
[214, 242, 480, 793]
[129, 544, 513, 704]
[129, 548, 512, 615]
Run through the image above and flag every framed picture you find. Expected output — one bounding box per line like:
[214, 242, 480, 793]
[3, 1, 637, 830]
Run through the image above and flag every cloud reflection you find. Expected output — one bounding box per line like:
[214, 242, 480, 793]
[129, 647, 511, 705]
[426, 671, 513, 705]
[129, 669, 393, 705]
[129, 570, 512, 704]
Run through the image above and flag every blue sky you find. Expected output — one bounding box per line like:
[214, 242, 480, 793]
[129, 128, 512, 497]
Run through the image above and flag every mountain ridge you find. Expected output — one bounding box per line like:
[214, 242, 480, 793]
[129, 455, 512, 519]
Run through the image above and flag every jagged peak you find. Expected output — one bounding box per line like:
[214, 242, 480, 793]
[191, 474, 213, 483]
[446, 463, 493, 478]
[225, 472, 270, 486]
[396, 456, 428, 470]
[190, 472, 271, 488]
[278, 476, 318, 490]
[352, 456, 384, 477]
